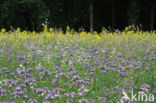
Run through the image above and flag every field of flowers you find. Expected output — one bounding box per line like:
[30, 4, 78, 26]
[0, 26, 156, 103]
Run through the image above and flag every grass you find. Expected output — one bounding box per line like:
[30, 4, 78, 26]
[0, 27, 155, 103]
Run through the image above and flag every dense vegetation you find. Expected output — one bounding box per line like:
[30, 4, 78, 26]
[0, 0, 155, 102]
[0, 0, 155, 31]
[0, 27, 155, 102]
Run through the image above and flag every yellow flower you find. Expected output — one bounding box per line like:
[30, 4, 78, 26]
[44, 25, 48, 32]
[49, 28, 54, 32]
[1, 28, 6, 33]
[43, 81, 46, 83]
[17, 28, 20, 32]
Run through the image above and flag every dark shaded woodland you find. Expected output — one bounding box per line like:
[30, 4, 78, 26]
[0, 0, 155, 31]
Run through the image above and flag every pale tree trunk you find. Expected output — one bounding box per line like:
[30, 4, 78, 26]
[90, 0, 94, 32]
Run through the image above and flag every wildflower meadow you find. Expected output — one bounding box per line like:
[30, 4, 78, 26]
[0, 26, 156, 103]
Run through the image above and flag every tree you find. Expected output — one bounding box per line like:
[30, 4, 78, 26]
[89, 0, 94, 32]
[112, 0, 115, 28]
[0, 0, 155, 31]
[150, 0, 155, 30]
[0, 0, 47, 31]
[127, 0, 140, 25]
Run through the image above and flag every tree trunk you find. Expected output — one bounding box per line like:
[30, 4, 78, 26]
[112, 0, 115, 28]
[24, 12, 30, 31]
[68, 0, 72, 22]
[90, 0, 94, 32]
[150, 3, 154, 30]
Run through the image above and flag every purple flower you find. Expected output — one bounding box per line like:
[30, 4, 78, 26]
[119, 72, 128, 77]
[51, 79, 57, 84]
[9, 72, 16, 77]
[112, 67, 116, 71]
[41, 69, 50, 75]
[105, 93, 109, 97]
[118, 53, 122, 57]
[20, 83, 27, 88]
[101, 70, 107, 73]
[53, 66, 61, 71]
[22, 72, 30, 76]
[101, 97, 107, 103]
[114, 86, 121, 93]
[24, 77, 36, 84]
[152, 90, 156, 94]
[1, 67, 10, 73]
[59, 72, 64, 76]
[2, 67, 7, 71]
[64, 92, 70, 96]
[4, 79, 19, 85]
[121, 67, 125, 72]
[36, 66, 50, 76]
[26, 99, 38, 103]
[20, 59, 29, 65]
[52, 88, 61, 93]
[138, 91, 145, 95]
[0, 88, 6, 96]
[16, 68, 23, 74]
[11, 90, 27, 98]
[45, 94, 51, 100]
[67, 66, 75, 71]
[36, 66, 45, 71]
[15, 85, 22, 90]
[42, 101, 49, 103]
[112, 79, 116, 82]
[66, 98, 73, 103]
[43, 87, 49, 93]
[78, 99, 90, 103]
[84, 88, 89, 93]
[39, 51, 44, 56]
[140, 84, 151, 92]
[33, 88, 44, 93]
[45, 93, 54, 100]
[71, 92, 76, 98]
[23, 94, 28, 98]
[26, 68, 33, 72]
[78, 92, 83, 96]
[146, 66, 150, 70]
[54, 93, 61, 97]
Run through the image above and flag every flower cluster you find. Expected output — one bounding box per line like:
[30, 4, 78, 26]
[0, 28, 155, 102]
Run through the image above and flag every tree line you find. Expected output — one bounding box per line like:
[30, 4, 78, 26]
[0, 0, 155, 32]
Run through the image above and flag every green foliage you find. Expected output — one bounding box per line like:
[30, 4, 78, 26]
[0, 0, 155, 31]
[127, 0, 140, 25]
[0, 0, 47, 31]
